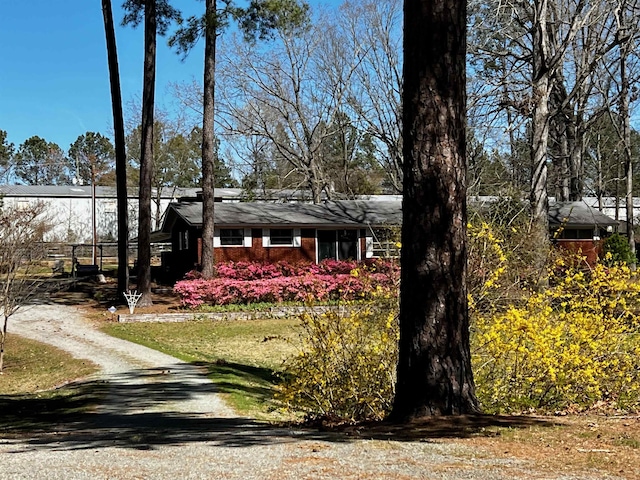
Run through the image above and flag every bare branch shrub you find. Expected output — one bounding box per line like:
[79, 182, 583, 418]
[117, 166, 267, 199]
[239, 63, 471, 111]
[0, 202, 51, 372]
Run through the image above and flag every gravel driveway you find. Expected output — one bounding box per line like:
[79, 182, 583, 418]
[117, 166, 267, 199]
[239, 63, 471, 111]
[0, 304, 617, 480]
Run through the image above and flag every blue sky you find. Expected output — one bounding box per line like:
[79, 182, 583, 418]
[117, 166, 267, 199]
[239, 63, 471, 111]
[0, 0, 336, 153]
[0, 1, 198, 151]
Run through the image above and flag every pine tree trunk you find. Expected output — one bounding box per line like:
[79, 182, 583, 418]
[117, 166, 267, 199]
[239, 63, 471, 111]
[200, 0, 217, 279]
[390, 0, 478, 420]
[101, 0, 129, 295]
[137, 0, 157, 306]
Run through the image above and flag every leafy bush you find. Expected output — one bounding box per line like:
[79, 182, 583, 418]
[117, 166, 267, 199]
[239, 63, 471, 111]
[472, 258, 640, 413]
[277, 298, 398, 422]
[174, 260, 399, 307]
[602, 233, 636, 266]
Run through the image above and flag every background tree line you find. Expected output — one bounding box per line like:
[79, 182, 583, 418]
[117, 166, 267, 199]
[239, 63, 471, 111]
[123, 0, 640, 215]
[0, 124, 236, 191]
[3, 0, 639, 212]
[467, 0, 640, 247]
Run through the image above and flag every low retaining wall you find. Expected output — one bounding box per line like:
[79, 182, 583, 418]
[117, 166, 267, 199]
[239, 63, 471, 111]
[117, 305, 355, 323]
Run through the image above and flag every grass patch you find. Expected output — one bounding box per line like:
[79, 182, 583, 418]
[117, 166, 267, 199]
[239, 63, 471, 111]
[0, 335, 97, 394]
[102, 318, 302, 420]
[0, 335, 101, 435]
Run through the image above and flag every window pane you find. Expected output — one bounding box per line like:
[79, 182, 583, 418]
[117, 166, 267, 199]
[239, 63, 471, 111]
[270, 228, 293, 245]
[220, 228, 244, 246]
[318, 230, 337, 261]
[338, 230, 357, 260]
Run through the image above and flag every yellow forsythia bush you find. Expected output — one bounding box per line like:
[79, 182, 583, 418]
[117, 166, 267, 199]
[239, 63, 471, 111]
[472, 257, 640, 413]
[277, 298, 398, 422]
[278, 217, 640, 420]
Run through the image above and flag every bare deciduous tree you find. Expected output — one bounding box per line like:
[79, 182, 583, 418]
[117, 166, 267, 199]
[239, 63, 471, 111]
[0, 203, 50, 372]
[339, 0, 403, 192]
[217, 20, 360, 202]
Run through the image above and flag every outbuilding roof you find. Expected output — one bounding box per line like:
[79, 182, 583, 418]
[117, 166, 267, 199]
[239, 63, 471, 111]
[548, 201, 619, 228]
[0, 184, 202, 199]
[161, 200, 403, 232]
[0, 185, 326, 202]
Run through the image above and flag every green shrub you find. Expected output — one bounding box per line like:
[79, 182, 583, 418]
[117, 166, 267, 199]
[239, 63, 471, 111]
[603, 233, 636, 266]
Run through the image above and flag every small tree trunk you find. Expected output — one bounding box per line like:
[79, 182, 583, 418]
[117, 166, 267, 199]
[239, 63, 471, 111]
[200, 0, 217, 279]
[136, 0, 157, 306]
[0, 315, 7, 372]
[618, 12, 635, 264]
[569, 125, 583, 202]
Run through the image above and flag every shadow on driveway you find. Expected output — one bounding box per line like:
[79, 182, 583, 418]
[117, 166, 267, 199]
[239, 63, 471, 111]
[1, 364, 560, 452]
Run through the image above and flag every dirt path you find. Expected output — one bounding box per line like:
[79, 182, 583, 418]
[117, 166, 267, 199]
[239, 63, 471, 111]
[0, 304, 618, 479]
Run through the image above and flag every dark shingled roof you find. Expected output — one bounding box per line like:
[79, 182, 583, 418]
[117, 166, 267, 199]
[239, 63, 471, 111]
[161, 199, 617, 233]
[549, 201, 619, 228]
[161, 200, 402, 232]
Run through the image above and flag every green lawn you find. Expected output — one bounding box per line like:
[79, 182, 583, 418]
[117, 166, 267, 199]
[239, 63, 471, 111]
[0, 335, 97, 394]
[102, 317, 302, 420]
[0, 335, 100, 434]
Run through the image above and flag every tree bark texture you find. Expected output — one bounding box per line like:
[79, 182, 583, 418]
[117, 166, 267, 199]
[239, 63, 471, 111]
[101, 0, 129, 295]
[530, 75, 550, 232]
[200, 0, 217, 279]
[391, 0, 479, 419]
[136, 0, 157, 306]
[620, 23, 635, 261]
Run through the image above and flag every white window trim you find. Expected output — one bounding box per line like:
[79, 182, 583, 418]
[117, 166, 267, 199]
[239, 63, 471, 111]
[263, 228, 301, 247]
[214, 227, 252, 248]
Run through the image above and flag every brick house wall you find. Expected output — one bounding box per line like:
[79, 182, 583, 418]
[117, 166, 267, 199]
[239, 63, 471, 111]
[554, 239, 603, 267]
[215, 228, 316, 263]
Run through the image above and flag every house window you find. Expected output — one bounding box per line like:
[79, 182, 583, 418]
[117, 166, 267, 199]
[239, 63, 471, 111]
[263, 228, 301, 247]
[220, 228, 244, 246]
[214, 228, 252, 247]
[317, 229, 359, 261]
[179, 230, 189, 250]
[270, 228, 294, 245]
[555, 228, 595, 240]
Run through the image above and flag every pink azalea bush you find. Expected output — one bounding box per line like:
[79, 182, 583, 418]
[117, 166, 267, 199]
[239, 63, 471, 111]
[174, 259, 399, 308]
